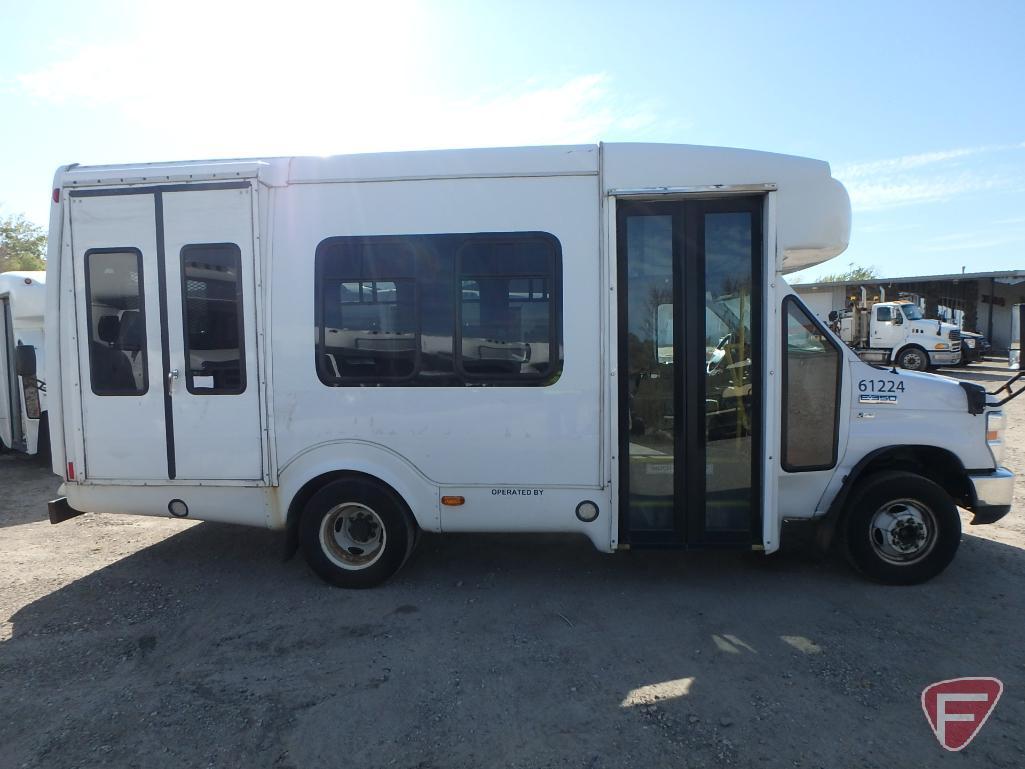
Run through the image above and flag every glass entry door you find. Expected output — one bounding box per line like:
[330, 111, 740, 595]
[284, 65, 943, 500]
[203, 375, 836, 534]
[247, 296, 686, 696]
[617, 197, 763, 547]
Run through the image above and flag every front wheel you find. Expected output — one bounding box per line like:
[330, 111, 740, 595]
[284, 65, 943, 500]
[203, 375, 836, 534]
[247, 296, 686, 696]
[844, 471, 961, 585]
[300, 477, 416, 588]
[896, 346, 929, 371]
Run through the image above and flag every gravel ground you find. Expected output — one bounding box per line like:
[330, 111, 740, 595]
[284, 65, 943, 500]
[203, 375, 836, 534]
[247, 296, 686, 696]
[1, 359, 1024, 769]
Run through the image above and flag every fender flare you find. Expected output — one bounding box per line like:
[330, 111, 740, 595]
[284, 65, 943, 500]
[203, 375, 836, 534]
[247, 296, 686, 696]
[813, 444, 969, 552]
[275, 440, 441, 558]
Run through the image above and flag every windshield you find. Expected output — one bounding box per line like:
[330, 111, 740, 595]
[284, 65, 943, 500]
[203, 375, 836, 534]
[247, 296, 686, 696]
[901, 304, 924, 320]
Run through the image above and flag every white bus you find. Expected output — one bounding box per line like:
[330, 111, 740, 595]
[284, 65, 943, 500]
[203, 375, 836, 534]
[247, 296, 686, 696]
[0, 271, 48, 457]
[44, 144, 1015, 587]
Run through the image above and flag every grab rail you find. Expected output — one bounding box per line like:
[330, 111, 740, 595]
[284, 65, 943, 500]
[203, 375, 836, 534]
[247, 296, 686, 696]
[989, 371, 1025, 406]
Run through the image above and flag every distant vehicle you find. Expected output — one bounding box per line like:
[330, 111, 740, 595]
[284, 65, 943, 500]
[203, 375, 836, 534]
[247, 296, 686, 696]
[828, 290, 961, 371]
[43, 143, 1015, 588]
[0, 271, 48, 457]
[958, 330, 991, 365]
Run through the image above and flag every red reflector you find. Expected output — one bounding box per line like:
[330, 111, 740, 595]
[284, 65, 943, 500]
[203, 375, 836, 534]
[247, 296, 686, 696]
[67, 462, 75, 480]
[52, 188, 60, 204]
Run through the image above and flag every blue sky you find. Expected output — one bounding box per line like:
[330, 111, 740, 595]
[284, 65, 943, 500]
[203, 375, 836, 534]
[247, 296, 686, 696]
[1, 0, 1023, 281]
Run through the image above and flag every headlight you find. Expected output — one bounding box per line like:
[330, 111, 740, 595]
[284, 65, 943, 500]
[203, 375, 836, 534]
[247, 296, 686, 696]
[965, 338, 976, 348]
[987, 410, 1006, 464]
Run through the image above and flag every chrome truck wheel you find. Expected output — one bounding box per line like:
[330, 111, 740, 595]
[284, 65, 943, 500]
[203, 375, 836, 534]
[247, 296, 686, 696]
[897, 346, 928, 371]
[844, 471, 960, 585]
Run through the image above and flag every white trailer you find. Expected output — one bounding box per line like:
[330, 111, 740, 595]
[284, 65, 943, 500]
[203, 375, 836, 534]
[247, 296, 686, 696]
[45, 144, 1016, 587]
[0, 271, 48, 456]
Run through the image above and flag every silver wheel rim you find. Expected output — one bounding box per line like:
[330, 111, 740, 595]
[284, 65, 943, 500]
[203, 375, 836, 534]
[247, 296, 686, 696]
[868, 498, 937, 565]
[319, 503, 386, 570]
[901, 351, 924, 370]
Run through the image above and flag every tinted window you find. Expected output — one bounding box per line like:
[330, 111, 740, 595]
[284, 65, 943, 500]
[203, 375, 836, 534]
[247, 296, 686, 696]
[458, 238, 557, 380]
[782, 297, 841, 471]
[85, 249, 148, 396]
[180, 243, 246, 394]
[316, 233, 562, 386]
[318, 238, 419, 381]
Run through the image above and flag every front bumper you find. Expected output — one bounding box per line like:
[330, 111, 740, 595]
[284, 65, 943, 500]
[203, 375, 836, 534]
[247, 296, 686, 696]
[967, 467, 1015, 524]
[930, 349, 961, 365]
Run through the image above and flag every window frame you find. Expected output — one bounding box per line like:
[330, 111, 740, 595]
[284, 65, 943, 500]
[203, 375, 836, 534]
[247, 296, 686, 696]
[179, 242, 247, 395]
[780, 295, 843, 473]
[83, 247, 149, 397]
[314, 232, 563, 388]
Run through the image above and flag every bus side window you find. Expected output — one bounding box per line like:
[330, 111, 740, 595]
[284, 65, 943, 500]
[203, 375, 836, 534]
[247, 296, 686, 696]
[85, 249, 148, 396]
[781, 296, 841, 471]
[181, 243, 246, 394]
[314, 232, 562, 387]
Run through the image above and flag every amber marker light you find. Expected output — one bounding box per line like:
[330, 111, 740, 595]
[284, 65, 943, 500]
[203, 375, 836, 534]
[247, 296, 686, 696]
[441, 496, 465, 506]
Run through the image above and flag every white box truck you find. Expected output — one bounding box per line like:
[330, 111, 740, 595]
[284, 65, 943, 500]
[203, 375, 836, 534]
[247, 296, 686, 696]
[0, 271, 48, 457]
[43, 143, 1016, 587]
[828, 288, 961, 371]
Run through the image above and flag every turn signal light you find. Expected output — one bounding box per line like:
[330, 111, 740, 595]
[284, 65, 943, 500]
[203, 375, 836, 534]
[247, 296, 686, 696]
[52, 188, 60, 203]
[67, 462, 75, 481]
[441, 496, 465, 506]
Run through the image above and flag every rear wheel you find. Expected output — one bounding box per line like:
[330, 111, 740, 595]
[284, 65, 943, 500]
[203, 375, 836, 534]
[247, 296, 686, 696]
[896, 346, 929, 371]
[844, 471, 960, 585]
[300, 477, 415, 588]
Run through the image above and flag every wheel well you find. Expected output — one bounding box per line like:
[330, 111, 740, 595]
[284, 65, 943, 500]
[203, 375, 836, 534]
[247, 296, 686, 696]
[847, 446, 972, 511]
[283, 470, 416, 560]
[893, 343, 927, 362]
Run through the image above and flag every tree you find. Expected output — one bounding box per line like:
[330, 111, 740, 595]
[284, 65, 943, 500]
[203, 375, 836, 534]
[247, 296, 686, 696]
[816, 262, 879, 284]
[0, 214, 47, 272]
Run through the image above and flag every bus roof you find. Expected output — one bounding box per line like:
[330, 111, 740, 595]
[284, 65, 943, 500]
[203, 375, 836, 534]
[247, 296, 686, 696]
[56, 143, 850, 273]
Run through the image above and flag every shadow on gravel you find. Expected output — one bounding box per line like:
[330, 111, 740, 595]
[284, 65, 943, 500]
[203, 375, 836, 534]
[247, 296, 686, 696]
[4, 517, 1025, 769]
[0, 452, 57, 529]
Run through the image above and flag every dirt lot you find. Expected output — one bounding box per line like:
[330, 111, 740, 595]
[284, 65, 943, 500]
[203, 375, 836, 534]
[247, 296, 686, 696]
[2, 360, 1024, 769]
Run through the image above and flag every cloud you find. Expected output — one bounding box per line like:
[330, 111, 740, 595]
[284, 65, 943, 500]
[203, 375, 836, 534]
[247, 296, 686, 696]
[15, 2, 657, 158]
[834, 144, 1025, 212]
[916, 230, 1025, 253]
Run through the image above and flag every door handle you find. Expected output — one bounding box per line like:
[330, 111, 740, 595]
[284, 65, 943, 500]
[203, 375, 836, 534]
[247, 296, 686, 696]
[167, 368, 180, 394]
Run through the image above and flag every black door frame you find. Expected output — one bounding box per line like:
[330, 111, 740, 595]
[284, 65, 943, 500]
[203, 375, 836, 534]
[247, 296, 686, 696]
[616, 195, 765, 549]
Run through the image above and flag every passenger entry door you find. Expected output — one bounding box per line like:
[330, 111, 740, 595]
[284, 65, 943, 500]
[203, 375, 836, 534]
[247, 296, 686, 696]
[162, 187, 263, 480]
[617, 197, 763, 547]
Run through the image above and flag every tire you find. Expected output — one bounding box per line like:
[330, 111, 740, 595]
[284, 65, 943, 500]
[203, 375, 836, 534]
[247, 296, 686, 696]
[896, 346, 929, 371]
[843, 471, 961, 585]
[299, 477, 415, 589]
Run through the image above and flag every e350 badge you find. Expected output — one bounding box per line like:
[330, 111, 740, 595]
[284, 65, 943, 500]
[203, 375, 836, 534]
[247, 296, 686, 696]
[859, 393, 899, 404]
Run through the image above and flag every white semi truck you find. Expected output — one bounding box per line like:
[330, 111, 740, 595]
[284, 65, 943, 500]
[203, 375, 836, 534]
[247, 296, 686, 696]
[0, 271, 48, 457]
[828, 287, 961, 370]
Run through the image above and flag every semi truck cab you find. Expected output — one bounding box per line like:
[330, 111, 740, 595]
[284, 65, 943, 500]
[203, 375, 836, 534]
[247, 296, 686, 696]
[831, 296, 961, 370]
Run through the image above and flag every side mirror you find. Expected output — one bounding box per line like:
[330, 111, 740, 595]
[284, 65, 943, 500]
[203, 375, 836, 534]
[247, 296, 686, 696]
[892, 313, 903, 325]
[15, 343, 37, 378]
